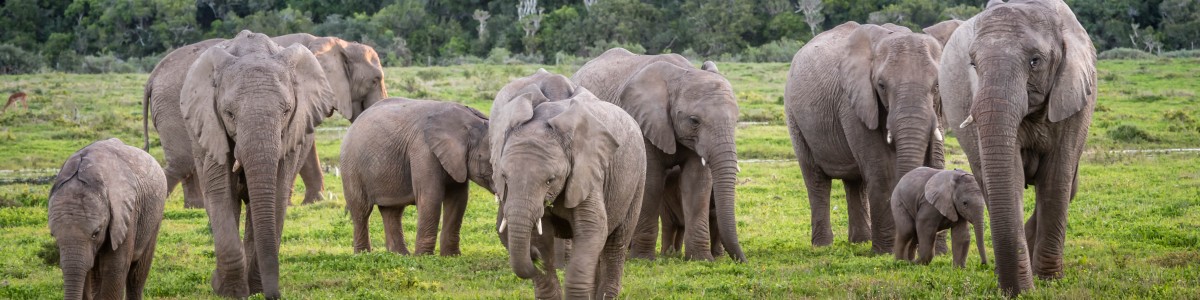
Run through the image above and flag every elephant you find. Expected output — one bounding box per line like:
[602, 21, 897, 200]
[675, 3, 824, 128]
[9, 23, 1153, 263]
[659, 166, 725, 258]
[784, 22, 948, 254]
[939, 0, 1097, 295]
[179, 32, 335, 299]
[340, 98, 493, 255]
[573, 48, 745, 262]
[891, 167, 987, 268]
[492, 90, 646, 299]
[48, 138, 168, 300]
[142, 31, 386, 208]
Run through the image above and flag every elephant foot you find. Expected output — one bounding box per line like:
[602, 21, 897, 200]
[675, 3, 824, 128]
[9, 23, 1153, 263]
[870, 244, 893, 255]
[684, 249, 715, 261]
[183, 198, 205, 209]
[533, 274, 561, 299]
[1033, 262, 1064, 280]
[211, 269, 250, 298]
[627, 250, 656, 261]
[711, 245, 725, 258]
[301, 190, 324, 205]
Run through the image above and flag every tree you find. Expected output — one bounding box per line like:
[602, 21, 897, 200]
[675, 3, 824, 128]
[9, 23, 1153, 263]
[797, 0, 825, 37]
[474, 9, 491, 41]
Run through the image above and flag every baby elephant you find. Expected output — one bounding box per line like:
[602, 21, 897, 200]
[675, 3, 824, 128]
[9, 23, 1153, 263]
[891, 167, 987, 267]
[48, 138, 168, 300]
[341, 98, 493, 255]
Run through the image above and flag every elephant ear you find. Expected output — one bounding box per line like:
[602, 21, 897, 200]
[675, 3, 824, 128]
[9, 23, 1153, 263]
[306, 37, 355, 122]
[492, 92, 545, 159]
[105, 172, 136, 251]
[701, 61, 720, 73]
[987, 0, 1005, 8]
[423, 105, 477, 183]
[923, 20, 963, 48]
[549, 100, 618, 208]
[925, 170, 960, 222]
[841, 24, 893, 130]
[618, 61, 681, 154]
[1047, 1, 1096, 123]
[540, 71, 577, 101]
[180, 47, 237, 166]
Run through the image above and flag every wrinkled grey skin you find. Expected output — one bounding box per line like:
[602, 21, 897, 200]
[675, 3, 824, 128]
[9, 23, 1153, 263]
[659, 166, 725, 258]
[179, 32, 335, 299]
[341, 98, 493, 255]
[891, 167, 987, 268]
[784, 22, 948, 254]
[48, 138, 167, 300]
[143, 31, 386, 208]
[574, 48, 744, 262]
[493, 91, 645, 299]
[940, 0, 1097, 296]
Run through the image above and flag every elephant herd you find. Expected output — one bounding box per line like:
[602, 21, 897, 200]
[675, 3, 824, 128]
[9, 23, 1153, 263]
[45, 0, 1095, 298]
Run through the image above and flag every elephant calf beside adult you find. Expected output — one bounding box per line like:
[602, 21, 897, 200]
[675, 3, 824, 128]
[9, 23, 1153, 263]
[341, 98, 493, 256]
[573, 48, 746, 262]
[179, 32, 336, 299]
[143, 31, 386, 208]
[784, 22, 953, 254]
[939, 0, 1098, 296]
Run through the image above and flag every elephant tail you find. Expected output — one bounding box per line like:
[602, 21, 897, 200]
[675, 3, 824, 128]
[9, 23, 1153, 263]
[142, 83, 151, 151]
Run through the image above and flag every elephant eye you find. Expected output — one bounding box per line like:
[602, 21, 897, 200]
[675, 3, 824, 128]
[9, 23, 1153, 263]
[91, 229, 100, 239]
[1030, 57, 1040, 68]
[688, 116, 700, 125]
[876, 81, 886, 90]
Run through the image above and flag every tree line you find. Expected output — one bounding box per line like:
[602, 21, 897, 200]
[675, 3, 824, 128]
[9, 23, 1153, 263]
[1, 0, 1198, 74]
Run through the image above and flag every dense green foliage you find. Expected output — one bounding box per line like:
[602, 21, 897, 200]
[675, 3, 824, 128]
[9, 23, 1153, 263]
[2, 60, 1199, 298]
[2, 0, 1200, 74]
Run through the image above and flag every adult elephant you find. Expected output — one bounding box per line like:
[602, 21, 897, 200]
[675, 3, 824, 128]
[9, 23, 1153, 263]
[574, 48, 745, 262]
[143, 32, 386, 207]
[940, 0, 1097, 296]
[784, 22, 947, 254]
[180, 32, 335, 299]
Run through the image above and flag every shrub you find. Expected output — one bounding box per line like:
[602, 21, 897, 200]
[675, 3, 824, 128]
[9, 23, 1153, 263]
[741, 39, 804, 63]
[1160, 49, 1200, 58]
[38, 240, 58, 267]
[1107, 124, 1156, 143]
[1098, 48, 1156, 60]
[509, 52, 544, 64]
[0, 43, 45, 74]
[485, 47, 511, 64]
[582, 40, 646, 58]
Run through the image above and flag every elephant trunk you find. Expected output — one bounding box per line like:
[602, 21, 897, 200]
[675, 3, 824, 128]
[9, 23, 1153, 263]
[974, 210, 988, 266]
[973, 65, 1034, 296]
[239, 116, 284, 299]
[703, 125, 746, 262]
[888, 97, 936, 180]
[59, 244, 91, 300]
[503, 199, 542, 279]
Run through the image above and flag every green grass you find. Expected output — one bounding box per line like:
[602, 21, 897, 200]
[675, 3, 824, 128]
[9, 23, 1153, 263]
[2, 60, 1199, 298]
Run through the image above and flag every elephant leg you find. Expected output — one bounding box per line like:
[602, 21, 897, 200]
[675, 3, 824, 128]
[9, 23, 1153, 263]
[555, 238, 571, 269]
[709, 208, 724, 259]
[439, 184, 469, 256]
[93, 246, 131, 299]
[866, 179, 896, 254]
[564, 201, 606, 298]
[199, 161, 249, 297]
[182, 173, 206, 209]
[533, 220, 562, 299]
[951, 222, 970, 268]
[892, 214, 916, 262]
[298, 145, 325, 205]
[84, 268, 97, 300]
[242, 205, 261, 294]
[843, 179, 872, 243]
[1030, 161, 1078, 280]
[379, 205, 410, 255]
[346, 185, 373, 253]
[934, 230, 950, 255]
[801, 163, 834, 247]
[659, 204, 681, 256]
[915, 218, 936, 265]
[597, 225, 633, 299]
[680, 157, 714, 261]
[414, 187, 445, 255]
[629, 155, 667, 260]
[125, 242, 158, 300]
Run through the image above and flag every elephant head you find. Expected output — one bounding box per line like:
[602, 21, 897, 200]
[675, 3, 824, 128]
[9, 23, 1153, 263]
[181, 35, 333, 298]
[841, 23, 946, 180]
[618, 60, 745, 261]
[304, 37, 387, 122]
[950, 0, 1096, 294]
[925, 169, 988, 266]
[423, 103, 494, 193]
[489, 69, 579, 178]
[494, 94, 617, 279]
[48, 145, 135, 300]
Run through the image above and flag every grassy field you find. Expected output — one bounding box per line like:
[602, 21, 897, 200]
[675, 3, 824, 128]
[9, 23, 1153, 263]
[1, 59, 1198, 298]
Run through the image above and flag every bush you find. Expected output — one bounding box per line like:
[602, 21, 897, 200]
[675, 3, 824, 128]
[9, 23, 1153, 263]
[1098, 48, 1156, 60]
[1107, 124, 1156, 143]
[0, 44, 45, 74]
[1160, 49, 1200, 58]
[38, 240, 58, 267]
[485, 47, 511, 64]
[741, 39, 804, 63]
[509, 52, 545, 64]
[582, 40, 646, 58]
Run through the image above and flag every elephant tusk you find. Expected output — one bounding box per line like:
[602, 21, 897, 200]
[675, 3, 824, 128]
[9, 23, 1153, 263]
[960, 115, 974, 128]
[231, 160, 242, 173]
[934, 128, 944, 141]
[701, 158, 706, 166]
[886, 131, 893, 144]
[736, 164, 741, 173]
[494, 195, 500, 203]
[334, 166, 340, 178]
[537, 219, 543, 235]
[499, 218, 507, 233]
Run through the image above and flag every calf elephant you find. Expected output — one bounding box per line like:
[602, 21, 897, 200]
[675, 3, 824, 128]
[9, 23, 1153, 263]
[892, 167, 987, 268]
[341, 98, 492, 255]
[180, 32, 335, 299]
[493, 91, 645, 299]
[48, 138, 167, 300]
[143, 31, 386, 208]
[784, 22, 947, 254]
[574, 48, 745, 262]
[939, 0, 1097, 296]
